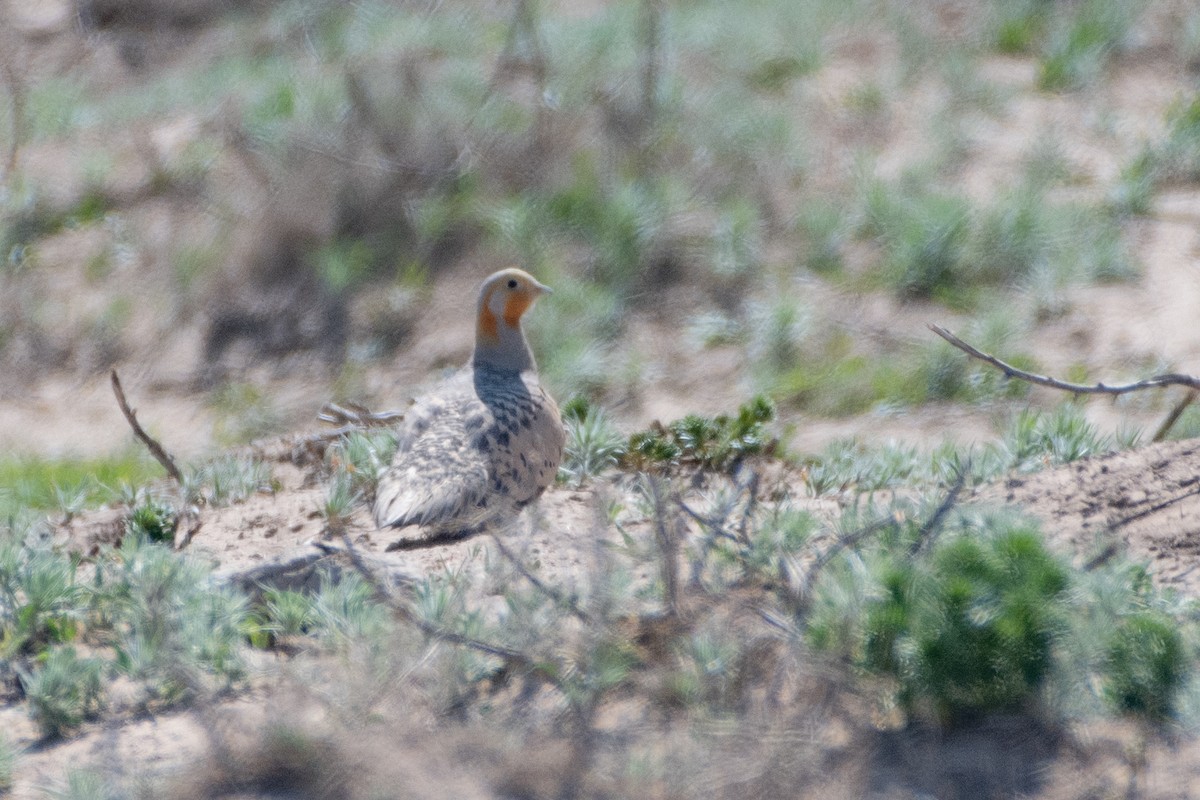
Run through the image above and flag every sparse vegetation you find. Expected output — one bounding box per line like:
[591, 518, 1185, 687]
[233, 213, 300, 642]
[21, 646, 105, 739]
[181, 455, 274, 507]
[6, 0, 1200, 794]
[862, 521, 1070, 724]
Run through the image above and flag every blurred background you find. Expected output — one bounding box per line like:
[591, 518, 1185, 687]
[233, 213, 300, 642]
[2, 0, 1200, 464]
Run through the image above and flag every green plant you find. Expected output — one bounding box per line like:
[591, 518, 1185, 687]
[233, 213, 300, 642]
[124, 499, 177, 544]
[310, 570, 392, 650]
[182, 456, 274, 507]
[262, 587, 317, 638]
[97, 535, 248, 705]
[559, 397, 626, 485]
[1038, 0, 1141, 91]
[623, 395, 775, 471]
[1114, 95, 1200, 215]
[0, 545, 84, 657]
[862, 181, 968, 302]
[0, 452, 158, 517]
[47, 768, 123, 800]
[858, 521, 1070, 724]
[320, 468, 360, 533]
[1101, 611, 1188, 720]
[990, 0, 1048, 54]
[1001, 404, 1111, 471]
[21, 645, 105, 739]
[328, 429, 398, 495]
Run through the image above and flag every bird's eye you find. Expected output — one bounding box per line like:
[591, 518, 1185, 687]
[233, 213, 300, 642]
[507, 279, 518, 289]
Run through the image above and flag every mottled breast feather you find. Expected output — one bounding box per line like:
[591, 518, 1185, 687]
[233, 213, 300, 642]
[372, 365, 564, 534]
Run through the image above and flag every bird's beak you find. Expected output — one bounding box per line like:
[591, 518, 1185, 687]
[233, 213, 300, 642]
[532, 278, 552, 295]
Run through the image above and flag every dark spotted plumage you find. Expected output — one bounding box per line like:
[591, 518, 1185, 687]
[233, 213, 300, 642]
[372, 269, 565, 536]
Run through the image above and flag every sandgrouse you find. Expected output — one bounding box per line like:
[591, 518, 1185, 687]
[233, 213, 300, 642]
[372, 268, 565, 539]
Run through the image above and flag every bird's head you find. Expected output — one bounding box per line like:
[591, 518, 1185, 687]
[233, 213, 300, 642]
[476, 268, 551, 342]
[473, 268, 552, 371]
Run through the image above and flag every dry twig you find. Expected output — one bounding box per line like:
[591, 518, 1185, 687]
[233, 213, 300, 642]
[317, 401, 405, 428]
[929, 324, 1200, 395]
[908, 469, 966, 556]
[110, 369, 184, 484]
[645, 476, 680, 617]
[490, 533, 592, 623]
[335, 529, 546, 669]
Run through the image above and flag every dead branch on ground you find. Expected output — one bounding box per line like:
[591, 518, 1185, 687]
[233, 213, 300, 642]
[111, 369, 184, 484]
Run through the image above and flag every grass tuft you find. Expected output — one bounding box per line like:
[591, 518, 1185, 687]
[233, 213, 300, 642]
[21, 646, 105, 740]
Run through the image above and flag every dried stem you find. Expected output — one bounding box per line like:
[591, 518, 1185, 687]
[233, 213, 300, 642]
[336, 529, 548, 671]
[318, 401, 405, 427]
[110, 370, 184, 484]
[646, 476, 680, 617]
[929, 324, 1200, 394]
[1152, 390, 1197, 443]
[490, 533, 592, 623]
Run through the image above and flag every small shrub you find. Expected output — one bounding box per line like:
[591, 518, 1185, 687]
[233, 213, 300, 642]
[320, 468, 360, 534]
[310, 570, 392, 649]
[1038, 0, 1140, 91]
[182, 456, 274, 507]
[49, 769, 122, 800]
[262, 587, 317, 638]
[560, 397, 626, 485]
[622, 396, 774, 471]
[1102, 611, 1188, 720]
[21, 646, 105, 739]
[328, 429, 398, 495]
[860, 523, 1070, 724]
[865, 183, 969, 301]
[1002, 404, 1111, 471]
[1113, 95, 1200, 214]
[0, 548, 83, 657]
[124, 499, 177, 544]
[98, 536, 248, 705]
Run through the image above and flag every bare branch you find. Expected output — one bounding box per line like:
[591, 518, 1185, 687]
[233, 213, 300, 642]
[490, 533, 592, 623]
[318, 401, 405, 427]
[111, 370, 184, 484]
[929, 324, 1200, 395]
[1152, 390, 1197, 443]
[645, 475, 680, 617]
[336, 529, 548, 671]
[0, 48, 23, 182]
[909, 468, 967, 556]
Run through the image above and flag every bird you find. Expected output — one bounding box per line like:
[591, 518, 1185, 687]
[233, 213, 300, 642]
[372, 268, 565, 543]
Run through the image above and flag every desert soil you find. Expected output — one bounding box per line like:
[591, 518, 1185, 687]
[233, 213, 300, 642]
[7, 0, 1200, 796]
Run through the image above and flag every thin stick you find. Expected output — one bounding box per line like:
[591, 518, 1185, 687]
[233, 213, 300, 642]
[337, 529, 545, 670]
[110, 370, 184, 484]
[929, 324, 1200, 394]
[1152, 390, 1197, 443]
[490, 533, 592, 623]
[317, 401, 405, 427]
[646, 476, 680, 617]
[908, 470, 966, 556]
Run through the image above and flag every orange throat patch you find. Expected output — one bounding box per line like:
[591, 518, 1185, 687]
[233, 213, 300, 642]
[503, 293, 532, 328]
[479, 303, 499, 341]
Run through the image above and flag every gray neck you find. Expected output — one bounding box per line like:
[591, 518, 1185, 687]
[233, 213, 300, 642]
[471, 324, 537, 373]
